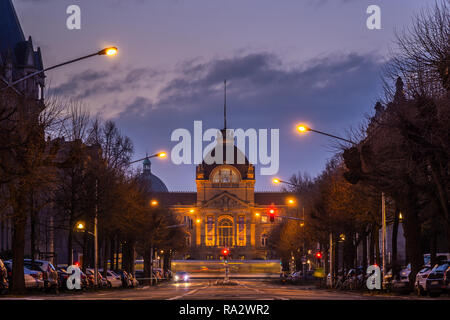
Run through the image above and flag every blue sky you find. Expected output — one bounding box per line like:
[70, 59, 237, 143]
[13, 0, 436, 190]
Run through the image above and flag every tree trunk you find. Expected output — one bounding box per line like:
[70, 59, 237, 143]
[11, 190, 27, 294]
[402, 201, 423, 290]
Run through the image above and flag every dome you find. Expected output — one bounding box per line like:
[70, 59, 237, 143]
[198, 129, 254, 181]
[139, 158, 169, 192]
[141, 173, 169, 192]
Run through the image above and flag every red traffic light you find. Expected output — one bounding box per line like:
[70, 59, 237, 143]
[222, 248, 229, 256]
[268, 208, 276, 222]
[315, 252, 322, 259]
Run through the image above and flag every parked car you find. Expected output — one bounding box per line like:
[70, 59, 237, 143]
[4, 261, 44, 289]
[24, 259, 58, 291]
[99, 269, 122, 288]
[392, 265, 412, 293]
[86, 268, 108, 288]
[0, 259, 8, 294]
[114, 269, 132, 287]
[426, 261, 450, 297]
[414, 266, 433, 296]
[174, 271, 190, 283]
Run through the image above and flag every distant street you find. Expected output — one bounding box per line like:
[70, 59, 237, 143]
[3, 279, 449, 300]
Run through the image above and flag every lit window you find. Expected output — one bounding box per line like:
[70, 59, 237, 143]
[261, 215, 268, 223]
[211, 167, 240, 184]
[218, 218, 233, 247]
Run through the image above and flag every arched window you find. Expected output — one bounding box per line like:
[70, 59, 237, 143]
[211, 167, 240, 184]
[218, 218, 233, 247]
[261, 234, 268, 247]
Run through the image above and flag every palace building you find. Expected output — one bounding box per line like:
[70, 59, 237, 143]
[154, 127, 297, 261]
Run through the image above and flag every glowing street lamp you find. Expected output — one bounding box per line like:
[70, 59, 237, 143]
[272, 178, 299, 188]
[2, 47, 119, 91]
[151, 200, 159, 206]
[76, 222, 85, 230]
[196, 219, 201, 224]
[129, 151, 168, 165]
[296, 123, 356, 145]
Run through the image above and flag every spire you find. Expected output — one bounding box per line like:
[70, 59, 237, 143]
[143, 153, 151, 173]
[224, 79, 227, 130]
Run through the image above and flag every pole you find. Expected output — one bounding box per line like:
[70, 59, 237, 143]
[309, 129, 357, 145]
[381, 192, 386, 289]
[329, 233, 333, 288]
[150, 245, 153, 286]
[1, 50, 108, 91]
[94, 179, 98, 287]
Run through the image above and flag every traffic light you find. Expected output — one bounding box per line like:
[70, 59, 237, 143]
[315, 251, 322, 259]
[221, 248, 229, 257]
[268, 208, 276, 222]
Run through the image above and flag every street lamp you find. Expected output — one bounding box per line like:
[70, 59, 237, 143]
[129, 151, 167, 165]
[1, 47, 118, 92]
[76, 222, 85, 231]
[296, 124, 357, 145]
[150, 200, 159, 207]
[272, 178, 299, 188]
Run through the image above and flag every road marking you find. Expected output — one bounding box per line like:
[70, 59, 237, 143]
[167, 285, 209, 300]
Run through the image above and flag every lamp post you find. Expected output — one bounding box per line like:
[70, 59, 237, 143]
[128, 152, 167, 165]
[296, 124, 357, 145]
[1, 47, 118, 92]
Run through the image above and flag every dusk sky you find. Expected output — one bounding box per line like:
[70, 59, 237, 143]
[13, 0, 435, 191]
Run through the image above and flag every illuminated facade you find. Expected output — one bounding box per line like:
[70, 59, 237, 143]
[158, 129, 297, 260]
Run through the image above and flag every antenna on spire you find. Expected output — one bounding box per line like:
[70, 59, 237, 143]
[224, 79, 227, 130]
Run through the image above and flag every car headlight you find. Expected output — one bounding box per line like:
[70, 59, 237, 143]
[184, 275, 189, 281]
[174, 275, 179, 281]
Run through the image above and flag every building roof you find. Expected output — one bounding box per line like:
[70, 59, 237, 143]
[156, 192, 197, 206]
[0, 0, 25, 61]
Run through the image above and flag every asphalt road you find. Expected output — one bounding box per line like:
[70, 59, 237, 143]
[4, 279, 449, 300]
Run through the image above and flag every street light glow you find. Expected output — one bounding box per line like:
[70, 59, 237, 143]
[76, 222, 85, 230]
[272, 178, 281, 184]
[287, 198, 295, 205]
[189, 209, 195, 213]
[196, 219, 201, 224]
[158, 152, 167, 158]
[255, 212, 260, 217]
[98, 47, 118, 56]
[297, 124, 310, 133]
[151, 200, 159, 206]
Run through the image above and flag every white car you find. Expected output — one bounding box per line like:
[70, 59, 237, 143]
[105, 271, 122, 288]
[414, 266, 433, 296]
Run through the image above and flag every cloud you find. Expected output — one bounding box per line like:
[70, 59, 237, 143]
[50, 65, 163, 99]
[121, 51, 382, 120]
